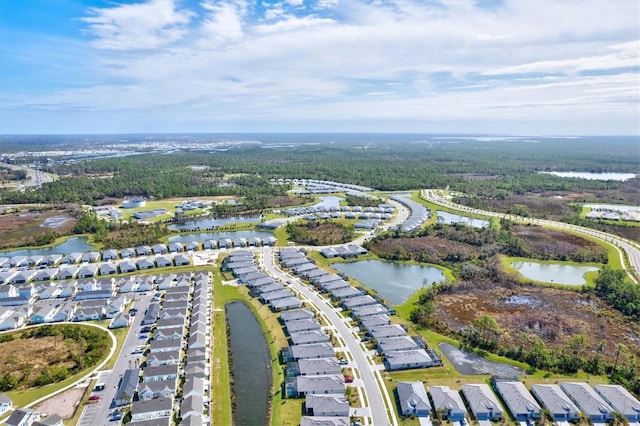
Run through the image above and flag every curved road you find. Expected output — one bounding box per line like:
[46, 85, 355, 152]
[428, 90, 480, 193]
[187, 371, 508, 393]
[258, 247, 396, 426]
[422, 189, 640, 283]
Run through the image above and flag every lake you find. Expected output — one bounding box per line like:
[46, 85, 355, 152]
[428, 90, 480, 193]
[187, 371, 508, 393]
[226, 301, 272, 426]
[167, 230, 274, 243]
[312, 196, 343, 210]
[0, 237, 93, 257]
[511, 261, 600, 286]
[540, 171, 636, 181]
[332, 260, 446, 304]
[438, 343, 526, 376]
[168, 215, 262, 231]
[436, 211, 489, 228]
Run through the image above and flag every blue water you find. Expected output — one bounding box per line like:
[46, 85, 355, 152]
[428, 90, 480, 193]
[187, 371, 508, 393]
[333, 260, 446, 304]
[511, 261, 599, 286]
[0, 237, 93, 257]
[226, 301, 271, 426]
[311, 196, 343, 210]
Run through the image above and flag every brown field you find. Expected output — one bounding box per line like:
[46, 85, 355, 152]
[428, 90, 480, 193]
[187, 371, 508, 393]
[287, 222, 354, 246]
[0, 208, 78, 249]
[433, 281, 640, 357]
[0, 336, 83, 386]
[34, 386, 87, 419]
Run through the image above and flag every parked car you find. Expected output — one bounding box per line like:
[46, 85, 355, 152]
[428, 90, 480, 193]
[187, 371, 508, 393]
[344, 377, 354, 383]
[139, 334, 148, 340]
[111, 411, 122, 421]
[88, 395, 101, 401]
[338, 359, 348, 365]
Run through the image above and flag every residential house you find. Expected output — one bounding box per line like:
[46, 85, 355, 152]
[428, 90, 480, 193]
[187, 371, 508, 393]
[102, 249, 119, 261]
[285, 318, 322, 334]
[33, 268, 58, 282]
[367, 324, 407, 340]
[288, 343, 335, 361]
[377, 336, 420, 354]
[280, 308, 315, 323]
[99, 263, 117, 276]
[560, 382, 614, 422]
[119, 260, 137, 274]
[114, 368, 140, 406]
[131, 396, 173, 421]
[290, 330, 330, 346]
[6, 409, 41, 426]
[155, 256, 173, 268]
[396, 381, 430, 417]
[300, 417, 349, 426]
[297, 357, 342, 376]
[594, 384, 640, 422]
[109, 312, 131, 329]
[146, 350, 181, 367]
[0, 393, 12, 415]
[429, 386, 468, 422]
[120, 248, 136, 258]
[142, 364, 179, 383]
[174, 254, 190, 266]
[531, 384, 580, 421]
[180, 395, 204, 421]
[384, 349, 434, 371]
[149, 339, 182, 354]
[61, 252, 82, 264]
[81, 252, 101, 263]
[461, 383, 504, 421]
[136, 245, 152, 256]
[168, 242, 183, 253]
[137, 379, 177, 401]
[154, 326, 184, 341]
[289, 374, 345, 397]
[153, 244, 168, 255]
[137, 258, 155, 270]
[493, 380, 542, 421]
[305, 394, 350, 417]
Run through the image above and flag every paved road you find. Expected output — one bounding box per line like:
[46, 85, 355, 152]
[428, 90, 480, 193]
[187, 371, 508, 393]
[89, 292, 155, 425]
[258, 246, 396, 426]
[422, 189, 640, 283]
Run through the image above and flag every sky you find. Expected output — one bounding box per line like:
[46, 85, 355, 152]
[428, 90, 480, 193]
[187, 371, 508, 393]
[0, 0, 639, 135]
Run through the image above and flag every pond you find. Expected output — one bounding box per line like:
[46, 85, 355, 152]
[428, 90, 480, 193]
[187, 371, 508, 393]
[312, 196, 343, 210]
[332, 260, 446, 304]
[510, 261, 599, 286]
[438, 343, 526, 376]
[167, 230, 274, 243]
[539, 171, 636, 181]
[436, 211, 489, 228]
[226, 301, 272, 426]
[0, 237, 93, 257]
[167, 215, 262, 231]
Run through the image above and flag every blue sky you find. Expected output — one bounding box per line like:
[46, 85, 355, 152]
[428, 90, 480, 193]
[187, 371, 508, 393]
[1, 0, 638, 134]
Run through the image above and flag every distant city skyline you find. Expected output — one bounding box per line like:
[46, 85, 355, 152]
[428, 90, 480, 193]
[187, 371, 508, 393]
[1, 0, 639, 135]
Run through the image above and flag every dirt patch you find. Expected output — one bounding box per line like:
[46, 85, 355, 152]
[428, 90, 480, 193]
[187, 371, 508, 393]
[434, 282, 640, 356]
[0, 336, 81, 384]
[34, 386, 87, 419]
[0, 208, 78, 249]
[287, 221, 355, 246]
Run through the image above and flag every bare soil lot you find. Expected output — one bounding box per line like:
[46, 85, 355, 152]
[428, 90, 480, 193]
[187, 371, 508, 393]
[0, 208, 77, 249]
[34, 386, 87, 419]
[434, 281, 640, 357]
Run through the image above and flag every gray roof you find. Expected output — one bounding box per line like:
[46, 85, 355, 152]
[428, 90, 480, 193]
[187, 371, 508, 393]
[300, 417, 350, 426]
[181, 394, 204, 417]
[429, 386, 468, 417]
[396, 381, 430, 415]
[114, 368, 140, 406]
[260, 289, 294, 302]
[305, 394, 350, 417]
[342, 295, 377, 309]
[368, 324, 407, 339]
[270, 297, 302, 310]
[280, 308, 315, 322]
[290, 329, 330, 345]
[290, 342, 335, 360]
[295, 374, 344, 394]
[594, 385, 640, 419]
[494, 381, 541, 418]
[384, 349, 433, 370]
[377, 336, 419, 353]
[531, 385, 580, 418]
[182, 376, 205, 398]
[359, 314, 390, 328]
[131, 396, 173, 416]
[298, 357, 342, 376]
[560, 382, 614, 418]
[351, 303, 388, 318]
[461, 384, 504, 420]
[138, 378, 178, 394]
[284, 318, 321, 333]
[143, 364, 179, 379]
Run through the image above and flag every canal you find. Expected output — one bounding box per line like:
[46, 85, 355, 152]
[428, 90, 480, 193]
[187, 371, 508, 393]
[226, 301, 272, 426]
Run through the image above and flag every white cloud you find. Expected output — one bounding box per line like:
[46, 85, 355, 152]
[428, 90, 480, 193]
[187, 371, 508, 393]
[82, 0, 194, 50]
[7, 0, 639, 134]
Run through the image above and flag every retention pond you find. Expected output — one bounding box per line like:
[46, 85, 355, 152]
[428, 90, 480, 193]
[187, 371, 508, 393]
[438, 343, 526, 376]
[226, 301, 272, 426]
